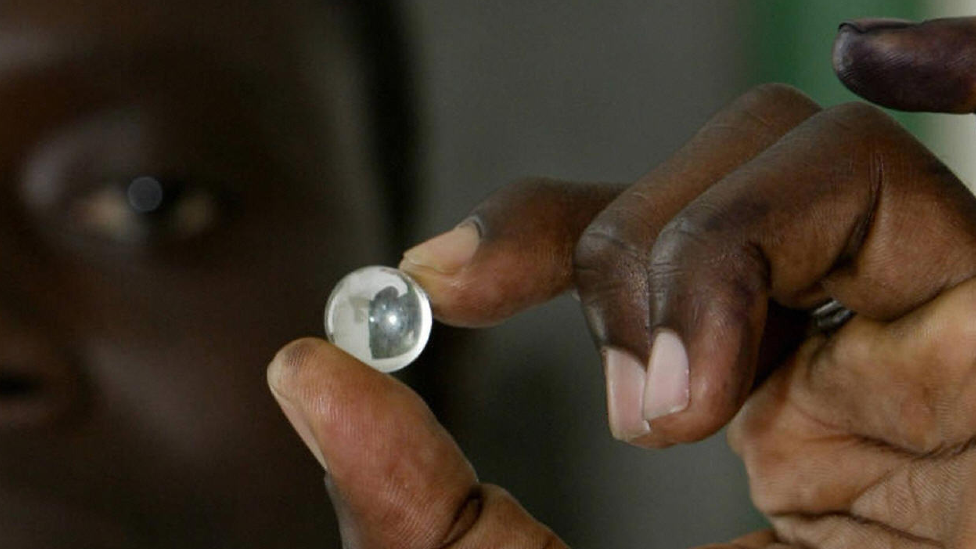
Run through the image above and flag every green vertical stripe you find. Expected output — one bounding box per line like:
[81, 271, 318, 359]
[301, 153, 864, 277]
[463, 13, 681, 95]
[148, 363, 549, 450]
[746, 1, 925, 132]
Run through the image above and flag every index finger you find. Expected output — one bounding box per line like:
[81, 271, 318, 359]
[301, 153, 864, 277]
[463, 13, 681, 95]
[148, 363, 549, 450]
[399, 84, 820, 334]
[834, 17, 976, 113]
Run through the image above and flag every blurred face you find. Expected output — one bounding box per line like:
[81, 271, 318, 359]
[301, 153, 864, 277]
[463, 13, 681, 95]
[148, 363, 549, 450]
[0, 0, 388, 546]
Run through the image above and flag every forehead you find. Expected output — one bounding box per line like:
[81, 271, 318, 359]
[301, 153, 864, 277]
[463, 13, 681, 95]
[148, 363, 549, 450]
[0, 0, 366, 169]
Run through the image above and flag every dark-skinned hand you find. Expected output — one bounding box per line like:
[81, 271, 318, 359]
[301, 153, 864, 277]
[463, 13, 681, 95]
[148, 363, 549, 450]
[268, 17, 976, 548]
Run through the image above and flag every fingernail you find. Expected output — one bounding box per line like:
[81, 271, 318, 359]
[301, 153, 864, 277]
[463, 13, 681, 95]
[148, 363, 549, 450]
[400, 222, 480, 275]
[603, 347, 650, 441]
[838, 18, 913, 33]
[642, 329, 690, 421]
[269, 384, 328, 471]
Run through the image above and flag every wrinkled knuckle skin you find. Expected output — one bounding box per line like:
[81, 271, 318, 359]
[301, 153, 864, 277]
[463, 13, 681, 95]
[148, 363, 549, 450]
[573, 194, 655, 295]
[574, 223, 646, 282]
[647, 204, 759, 320]
[440, 485, 566, 549]
[650, 206, 727, 274]
[573, 223, 650, 346]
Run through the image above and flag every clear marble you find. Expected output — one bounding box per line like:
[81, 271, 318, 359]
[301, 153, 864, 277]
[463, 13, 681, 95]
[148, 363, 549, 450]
[324, 266, 432, 373]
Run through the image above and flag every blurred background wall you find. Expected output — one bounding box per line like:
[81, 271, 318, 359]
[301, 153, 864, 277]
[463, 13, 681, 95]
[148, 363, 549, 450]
[396, 2, 974, 547]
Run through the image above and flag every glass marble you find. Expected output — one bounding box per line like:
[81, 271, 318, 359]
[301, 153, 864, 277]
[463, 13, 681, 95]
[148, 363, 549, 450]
[324, 266, 432, 373]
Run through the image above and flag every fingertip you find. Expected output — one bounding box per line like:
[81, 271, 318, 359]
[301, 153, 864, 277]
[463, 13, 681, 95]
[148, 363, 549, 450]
[267, 337, 332, 399]
[636, 298, 762, 447]
[267, 337, 337, 469]
[833, 17, 976, 113]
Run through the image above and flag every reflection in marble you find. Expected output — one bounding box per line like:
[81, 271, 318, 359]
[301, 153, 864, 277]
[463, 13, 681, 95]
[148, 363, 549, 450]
[324, 266, 432, 372]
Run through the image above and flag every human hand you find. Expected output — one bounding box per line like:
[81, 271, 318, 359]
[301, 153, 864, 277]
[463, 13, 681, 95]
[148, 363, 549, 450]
[267, 16, 976, 548]
[717, 17, 976, 548]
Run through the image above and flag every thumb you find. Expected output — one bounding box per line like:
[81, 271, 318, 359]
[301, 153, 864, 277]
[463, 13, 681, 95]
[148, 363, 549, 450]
[266, 338, 565, 549]
[834, 17, 976, 113]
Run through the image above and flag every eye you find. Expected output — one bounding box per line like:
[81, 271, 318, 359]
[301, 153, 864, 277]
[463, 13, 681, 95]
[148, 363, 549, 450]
[70, 175, 222, 244]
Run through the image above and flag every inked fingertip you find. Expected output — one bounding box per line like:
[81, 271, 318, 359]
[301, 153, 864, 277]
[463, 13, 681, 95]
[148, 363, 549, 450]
[833, 17, 976, 113]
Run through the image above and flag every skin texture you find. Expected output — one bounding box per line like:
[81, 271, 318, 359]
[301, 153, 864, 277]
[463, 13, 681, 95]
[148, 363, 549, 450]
[269, 17, 976, 548]
[1, 0, 386, 546]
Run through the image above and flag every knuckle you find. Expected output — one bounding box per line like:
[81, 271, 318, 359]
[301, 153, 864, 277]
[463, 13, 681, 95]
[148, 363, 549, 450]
[652, 213, 704, 263]
[719, 83, 820, 134]
[573, 224, 646, 277]
[573, 224, 651, 346]
[824, 100, 884, 122]
[738, 82, 814, 111]
[442, 484, 564, 549]
[821, 101, 896, 138]
[573, 201, 656, 290]
[650, 204, 732, 272]
[573, 187, 667, 282]
[648, 205, 767, 312]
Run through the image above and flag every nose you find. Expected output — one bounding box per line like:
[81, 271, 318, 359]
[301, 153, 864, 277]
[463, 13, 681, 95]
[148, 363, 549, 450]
[0, 306, 82, 430]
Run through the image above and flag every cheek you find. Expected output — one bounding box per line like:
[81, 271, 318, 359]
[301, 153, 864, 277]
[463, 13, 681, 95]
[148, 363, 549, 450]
[42, 169, 388, 454]
[13, 199, 386, 533]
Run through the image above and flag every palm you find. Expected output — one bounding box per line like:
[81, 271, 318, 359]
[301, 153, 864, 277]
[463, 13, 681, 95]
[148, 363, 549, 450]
[724, 283, 976, 549]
